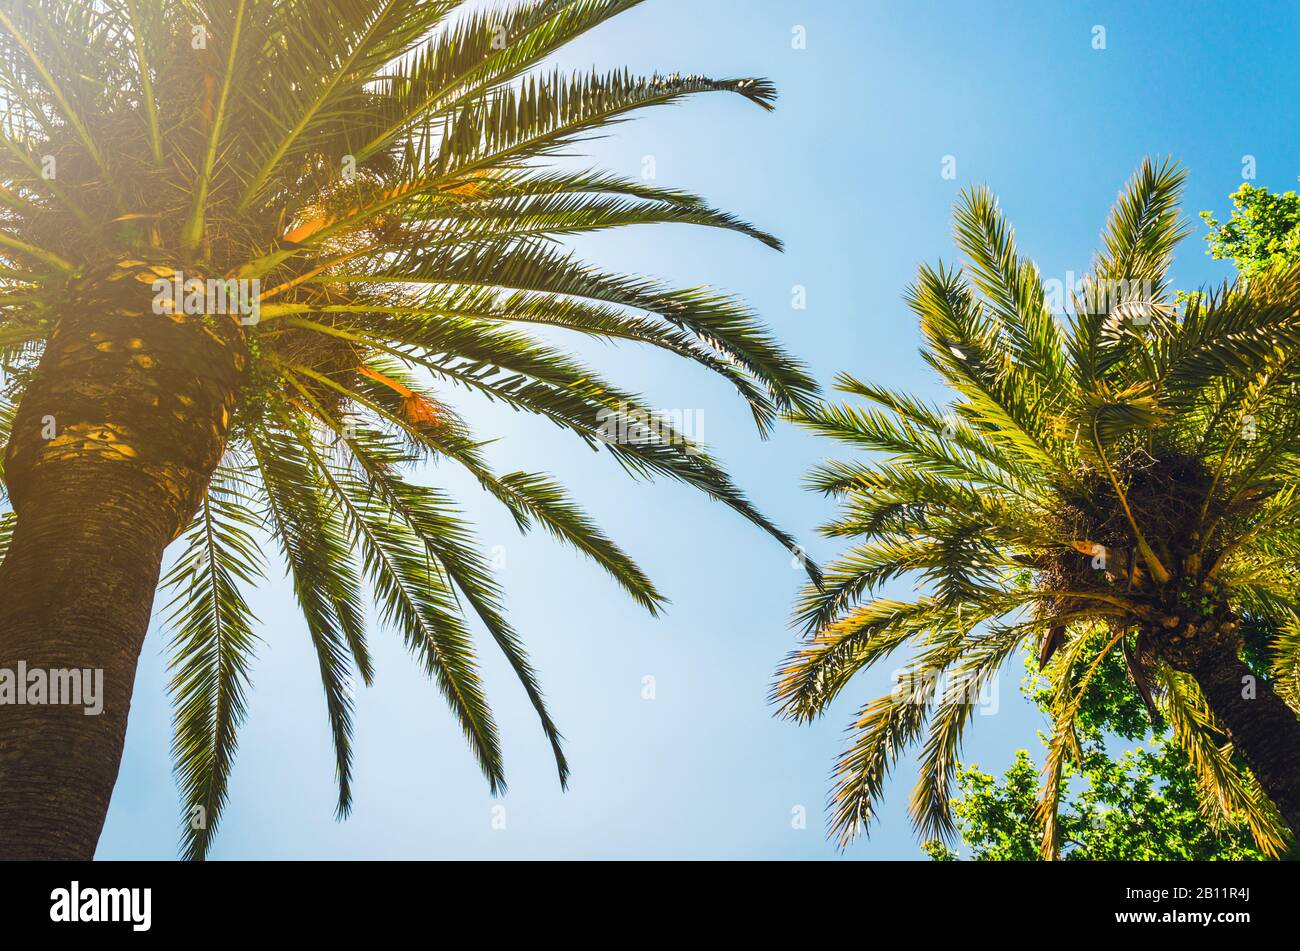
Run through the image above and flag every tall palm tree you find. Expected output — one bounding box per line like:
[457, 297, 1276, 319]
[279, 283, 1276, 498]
[775, 158, 1300, 859]
[0, 0, 817, 860]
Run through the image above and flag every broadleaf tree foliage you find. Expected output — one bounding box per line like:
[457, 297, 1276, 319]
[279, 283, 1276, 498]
[0, 0, 816, 859]
[1203, 180, 1300, 276]
[775, 158, 1300, 859]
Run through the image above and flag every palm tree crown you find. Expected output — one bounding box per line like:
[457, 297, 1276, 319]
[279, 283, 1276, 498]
[0, 0, 816, 858]
[776, 158, 1300, 859]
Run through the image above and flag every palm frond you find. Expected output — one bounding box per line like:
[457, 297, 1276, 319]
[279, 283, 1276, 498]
[161, 470, 262, 861]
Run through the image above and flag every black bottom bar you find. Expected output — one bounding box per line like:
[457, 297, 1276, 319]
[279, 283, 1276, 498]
[0, 859, 1284, 937]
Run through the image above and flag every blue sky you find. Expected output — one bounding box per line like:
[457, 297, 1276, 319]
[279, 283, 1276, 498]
[99, 0, 1300, 859]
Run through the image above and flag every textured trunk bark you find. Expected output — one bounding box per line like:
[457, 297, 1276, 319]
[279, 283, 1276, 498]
[1191, 645, 1300, 838]
[0, 264, 245, 859]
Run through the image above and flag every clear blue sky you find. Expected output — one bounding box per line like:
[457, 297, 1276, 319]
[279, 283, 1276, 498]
[99, 0, 1300, 859]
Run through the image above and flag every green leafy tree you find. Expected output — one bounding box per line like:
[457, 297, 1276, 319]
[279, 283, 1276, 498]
[0, 0, 817, 860]
[1202, 182, 1300, 275]
[775, 157, 1300, 859]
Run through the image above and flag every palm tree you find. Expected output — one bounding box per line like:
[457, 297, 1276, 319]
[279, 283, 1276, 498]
[0, 0, 817, 860]
[775, 158, 1300, 859]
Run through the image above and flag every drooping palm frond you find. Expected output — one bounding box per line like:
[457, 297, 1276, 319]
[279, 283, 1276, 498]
[1157, 667, 1290, 857]
[249, 417, 371, 819]
[0, 0, 814, 858]
[161, 467, 263, 861]
[779, 156, 1300, 856]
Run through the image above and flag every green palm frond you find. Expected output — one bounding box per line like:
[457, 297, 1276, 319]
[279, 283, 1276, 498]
[491, 470, 665, 612]
[1069, 157, 1188, 384]
[1159, 669, 1290, 857]
[356, 0, 649, 161]
[825, 629, 975, 849]
[909, 620, 1026, 843]
[1036, 628, 1121, 859]
[335, 423, 568, 786]
[250, 418, 369, 817]
[314, 440, 507, 792]
[951, 186, 1067, 395]
[161, 468, 262, 861]
[1271, 613, 1300, 712]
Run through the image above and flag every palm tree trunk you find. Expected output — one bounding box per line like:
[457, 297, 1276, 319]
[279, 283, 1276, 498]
[0, 272, 245, 859]
[0, 464, 187, 858]
[1191, 644, 1300, 837]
